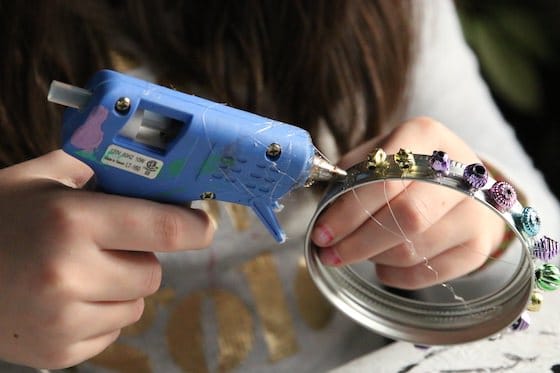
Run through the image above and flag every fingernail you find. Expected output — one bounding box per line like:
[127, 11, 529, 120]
[319, 247, 343, 266]
[312, 223, 335, 246]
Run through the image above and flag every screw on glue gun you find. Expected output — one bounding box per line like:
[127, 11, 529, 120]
[47, 70, 346, 243]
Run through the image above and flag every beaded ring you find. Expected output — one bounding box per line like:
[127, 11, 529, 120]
[304, 148, 559, 345]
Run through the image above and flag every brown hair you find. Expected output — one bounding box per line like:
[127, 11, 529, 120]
[0, 0, 413, 167]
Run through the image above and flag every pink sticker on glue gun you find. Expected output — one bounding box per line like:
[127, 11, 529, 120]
[70, 105, 109, 151]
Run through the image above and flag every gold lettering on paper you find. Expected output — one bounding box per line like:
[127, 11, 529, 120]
[200, 200, 222, 230]
[167, 291, 208, 373]
[123, 288, 175, 337]
[224, 203, 252, 231]
[212, 289, 254, 372]
[167, 289, 254, 372]
[294, 257, 334, 329]
[241, 252, 298, 362]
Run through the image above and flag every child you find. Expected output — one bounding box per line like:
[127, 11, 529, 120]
[0, 1, 558, 372]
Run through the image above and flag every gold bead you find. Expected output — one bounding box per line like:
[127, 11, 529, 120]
[394, 148, 415, 170]
[527, 290, 543, 312]
[366, 148, 388, 169]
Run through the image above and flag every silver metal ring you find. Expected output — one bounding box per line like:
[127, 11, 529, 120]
[304, 151, 535, 345]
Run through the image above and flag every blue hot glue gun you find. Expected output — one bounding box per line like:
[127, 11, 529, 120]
[47, 70, 346, 243]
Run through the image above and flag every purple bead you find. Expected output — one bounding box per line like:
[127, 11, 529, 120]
[429, 150, 450, 175]
[488, 181, 517, 212]
[511, 312, 530, 331]
[463, 163, 488, 190]
[533, 236, 560, 262]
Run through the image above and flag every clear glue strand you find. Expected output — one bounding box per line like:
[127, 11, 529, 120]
[385, 180, 470, 306]
[402, 180, 517, 267]
[350, 188, 404, 239]
[349, 178, 476, 308]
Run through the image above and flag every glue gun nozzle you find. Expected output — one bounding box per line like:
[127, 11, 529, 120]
[306, 154, 347, 186]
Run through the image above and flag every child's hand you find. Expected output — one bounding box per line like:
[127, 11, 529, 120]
[311, 117, 505, 289]
[0, 150, 215, 369]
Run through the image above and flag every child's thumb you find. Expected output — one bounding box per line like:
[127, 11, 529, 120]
[14, 150, 94, 188]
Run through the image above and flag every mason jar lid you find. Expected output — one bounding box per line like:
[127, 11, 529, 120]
[304, 151, 535, 345]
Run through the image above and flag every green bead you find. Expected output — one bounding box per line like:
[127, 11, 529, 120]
[536, 263, 560, 291]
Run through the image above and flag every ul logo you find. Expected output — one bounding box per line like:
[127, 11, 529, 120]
[145, 160, 158, 173]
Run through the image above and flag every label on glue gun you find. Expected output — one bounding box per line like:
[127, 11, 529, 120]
[101, 145, 163, 179]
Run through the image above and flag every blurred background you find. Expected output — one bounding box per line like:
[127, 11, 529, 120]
[456, 0, 560, 198]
